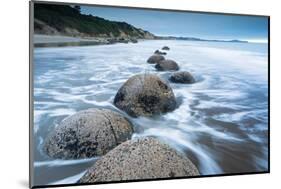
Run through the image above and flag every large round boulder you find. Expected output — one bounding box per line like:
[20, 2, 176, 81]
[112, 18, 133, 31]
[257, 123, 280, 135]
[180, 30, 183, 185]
[79, 137, 200, 183]
[147, 54, 165, 64]
[113, 74, 177, 117]
[162, 46, 170, 50]
[169, 71, 195, 84]
[43, 108, 133, 159]
[155, 59, 180, 71]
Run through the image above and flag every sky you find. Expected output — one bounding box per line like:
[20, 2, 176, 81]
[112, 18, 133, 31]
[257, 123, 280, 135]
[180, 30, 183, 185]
[81, 5, 268, 42]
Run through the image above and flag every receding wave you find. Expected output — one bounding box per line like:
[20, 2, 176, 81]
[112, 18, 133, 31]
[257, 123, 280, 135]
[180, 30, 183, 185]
[34, 157, 99, 168]
[33, 40, 268, 185]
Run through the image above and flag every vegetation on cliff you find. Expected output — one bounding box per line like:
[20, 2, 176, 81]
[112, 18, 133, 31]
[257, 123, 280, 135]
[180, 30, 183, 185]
[34, 4, 155, 39]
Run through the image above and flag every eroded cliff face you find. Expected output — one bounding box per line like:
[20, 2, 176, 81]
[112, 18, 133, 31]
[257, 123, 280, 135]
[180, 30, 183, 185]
[34, 4, 155, 39]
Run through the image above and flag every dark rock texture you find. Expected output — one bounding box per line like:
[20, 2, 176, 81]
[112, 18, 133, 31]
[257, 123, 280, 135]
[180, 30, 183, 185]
[79, 137, 200, 183]
[155, 59, 180, 71]
[162, 46, 170, 50]
[131, 38, 138, 43]
[154, 50, 167, 55]
[169, 71, 195, 84]
[43, 108, 133, 159]
[147, 54, 165, 64]
[114, 74, 177, 117]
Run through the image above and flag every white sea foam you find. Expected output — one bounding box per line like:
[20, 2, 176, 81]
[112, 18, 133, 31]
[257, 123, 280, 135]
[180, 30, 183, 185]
[194, 100, 247, 110]
[34, 110, 46, 133]
[34, 157, 99, 168]
[134, 128, 222, 174]
[48, 108, 76, 117]
[34, 40, 268, 184]
[49, 171, 87, 185]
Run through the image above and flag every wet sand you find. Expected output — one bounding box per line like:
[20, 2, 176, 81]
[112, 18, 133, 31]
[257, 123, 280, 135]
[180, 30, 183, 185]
[33, 40, 268, 185]
[33, 34, 108, 47]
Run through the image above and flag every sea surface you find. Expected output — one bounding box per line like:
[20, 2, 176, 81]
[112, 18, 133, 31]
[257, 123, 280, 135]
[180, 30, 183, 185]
[32, 40, 268, 186]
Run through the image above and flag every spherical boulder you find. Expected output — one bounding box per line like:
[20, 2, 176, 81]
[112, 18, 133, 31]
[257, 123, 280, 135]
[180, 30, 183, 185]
[147, 54, 165, 64]
[79, 137, 200, 183]
[114, 74, 177, 117]
[169, 71, 195, 84]
[155, 59, 180, 71]
[131, 38, 138, 43]
[154, 50, 167, 55]
[43, 108, 133, 159]
[162, 46, 170, 50]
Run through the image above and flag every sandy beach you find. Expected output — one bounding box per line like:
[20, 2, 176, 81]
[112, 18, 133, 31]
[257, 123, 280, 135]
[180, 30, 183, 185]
[33, 34, 110, 47]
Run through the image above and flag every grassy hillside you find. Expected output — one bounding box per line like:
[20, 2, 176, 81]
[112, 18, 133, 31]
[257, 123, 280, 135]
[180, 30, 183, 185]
[34, 4, 155, 39]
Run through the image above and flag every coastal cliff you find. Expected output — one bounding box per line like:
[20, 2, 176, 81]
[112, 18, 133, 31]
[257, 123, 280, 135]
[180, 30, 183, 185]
[34, 4, 155, 40]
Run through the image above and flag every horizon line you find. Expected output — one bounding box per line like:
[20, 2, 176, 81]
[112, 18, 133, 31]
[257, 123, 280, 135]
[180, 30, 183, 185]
[154, 34, 268, 44]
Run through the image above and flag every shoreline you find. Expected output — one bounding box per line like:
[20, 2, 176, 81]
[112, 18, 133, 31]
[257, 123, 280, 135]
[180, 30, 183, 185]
[33, 39, 268, 185]
[33, 34, 257, 48]
[33, 34, 141, 48]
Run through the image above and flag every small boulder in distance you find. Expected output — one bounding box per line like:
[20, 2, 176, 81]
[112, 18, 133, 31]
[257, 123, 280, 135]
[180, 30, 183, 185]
[147, 54, 165, 64]
[169, 71, 195, 84]
[131, 38, 138, 43]
[154, 50, 167, 55]
[155, 59, 180, 71]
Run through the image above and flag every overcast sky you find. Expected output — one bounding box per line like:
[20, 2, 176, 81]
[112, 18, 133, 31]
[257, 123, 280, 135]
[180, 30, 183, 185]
[81, 5, 268, 42]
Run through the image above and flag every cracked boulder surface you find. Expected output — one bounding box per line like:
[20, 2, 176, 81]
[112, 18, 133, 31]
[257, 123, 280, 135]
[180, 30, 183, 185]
[79, 137, 200, 183]
[43, 108, 133, 159]
[113, 74, 177, 117]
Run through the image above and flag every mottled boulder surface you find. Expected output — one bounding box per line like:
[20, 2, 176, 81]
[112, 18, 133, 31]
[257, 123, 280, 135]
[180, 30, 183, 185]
[43, 108, 133, 159]
[170, 71, 195, 84]
[147, 54, 165, 64]
[155, 59, 180, 71]
[79, 137, 200, 183]
[114, 74, 177, 117]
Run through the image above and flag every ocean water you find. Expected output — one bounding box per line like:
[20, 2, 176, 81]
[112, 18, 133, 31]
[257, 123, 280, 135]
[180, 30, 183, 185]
[32, 40, 268, 185]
